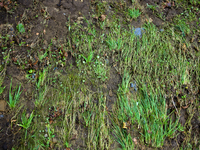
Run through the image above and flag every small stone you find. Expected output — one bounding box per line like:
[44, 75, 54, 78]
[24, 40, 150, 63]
[10, 27, 14, 31]
[109, 90, 113, 97]
[30, 42, 36, 48]
[103, 83, 107, 89]
[132, 28, 145, 38]
[133, 81, 137, 92]
[133, 137, 138, 145]
[0, 100, 7, 111]
[160, 29, 164, 32]
[130, 83, 134, 88]
[105, 59, 109, 65]
[32, 73, 36, 79]
[43, 40, 48, 49]
[53, 67, 58, 71]
[0, 114, 4, 119]
[52, 138, 58, 143]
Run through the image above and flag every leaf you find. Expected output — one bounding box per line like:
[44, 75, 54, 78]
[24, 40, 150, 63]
[101, 14, 106, 21]
[16, 23, 25, 33]
[88, 52, 93, 62]
[81, 54, 87, 62]
[122, 122, 127, 129]
[133, 137, 138, 145]
[0, 87, 5, 95]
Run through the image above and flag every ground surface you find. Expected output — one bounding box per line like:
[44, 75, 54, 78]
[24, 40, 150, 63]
[0, 0, 200, 150]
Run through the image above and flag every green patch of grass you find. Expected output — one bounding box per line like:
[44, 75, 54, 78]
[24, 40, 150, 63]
[81, 51, 94, 64]
[17, 111, 34, 140]
[8, 79, 22, 109]
[16, 23, 25, 33]
[135, 86, 183, 147]
[127, 7, 141, 20]
[0, 69, 5, 95]
[146, 3, 158, 13]
[114, 70, 183, 148]
[175, 19, 191, 37]
[93, 57, 109, 81]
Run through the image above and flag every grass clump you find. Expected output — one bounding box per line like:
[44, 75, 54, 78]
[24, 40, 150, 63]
[113, 70, 183, 148]
[0, 73, 5, 95]
[133, 86, 183, 147]
[128, 7, 141, 20]
[17, 111, 34, 140]
[93, 57, 108, 81]
[8, 79, 22, 109]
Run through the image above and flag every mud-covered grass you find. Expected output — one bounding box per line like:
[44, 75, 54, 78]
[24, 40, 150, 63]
[0, 0, 200, 150]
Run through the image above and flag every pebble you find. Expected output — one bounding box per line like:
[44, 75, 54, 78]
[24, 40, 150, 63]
[0, 100, 7, 111]
[133, 28, 145, 38]
[109, 90, 113, 97]
[53, 67, 58, 71]
[130, 83, 134, 88]
[133, 84, 137, 92]
[130, 81, 137, 91]
[43, 40, 48, 49]
[52, 138, 58, 143]
[0, 114, 4, 119]
[9, 27, 14, 31]
[105, 59, 109, 65]
[160, 29, 164, 32]
[32, 73, 36, 79]
[44, 134, 48, 138]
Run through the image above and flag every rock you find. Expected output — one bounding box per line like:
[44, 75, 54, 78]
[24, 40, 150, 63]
[44, 134, 48, 138]
[130, 81, 137, 91]
[32, 73, 36, 79]
[130, 83, 134, 88]
[0, 100, 7, 111]
[105, 59, 109, 65]
[160, 29, 164, 32]
[52, 137, 58, 143]
[133, 81, 137, 92]
[43, 40, 48, 49]
[132, 28, 145, 38]
[109, 90, 113, 97]
[0, 114, 4, 119]
[103, 83, 107, 89]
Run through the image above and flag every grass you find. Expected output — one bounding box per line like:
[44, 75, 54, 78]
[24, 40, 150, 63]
[127, 7, 141, 20]
[8, 79, 22, 109]
[0, 71, 5, 95]
[1, 1, 200, 149]
[146, 3, 158, 13]
[17, 111, 34, 140]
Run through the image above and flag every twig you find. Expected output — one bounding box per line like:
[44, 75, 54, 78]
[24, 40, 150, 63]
[172, 96, 180, 118]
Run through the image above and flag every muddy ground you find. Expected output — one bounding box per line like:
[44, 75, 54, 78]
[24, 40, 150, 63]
[0, 0, 200, 149]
